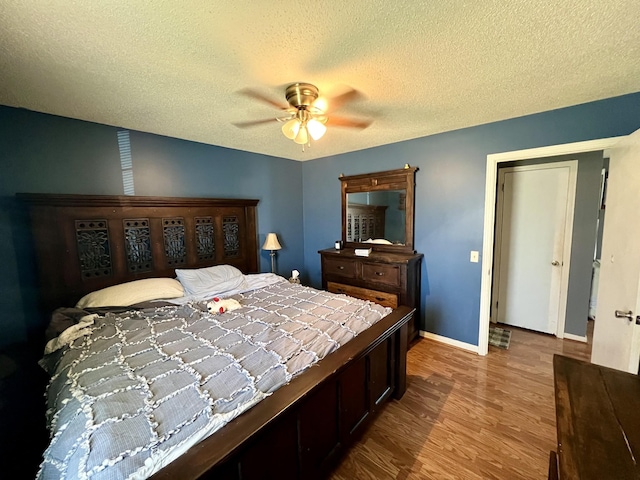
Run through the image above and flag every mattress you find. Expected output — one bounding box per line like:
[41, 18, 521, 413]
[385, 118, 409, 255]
[38, 280, 391, 479]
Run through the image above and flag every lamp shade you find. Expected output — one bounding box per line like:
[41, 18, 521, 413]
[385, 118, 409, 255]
[307, 118, 327, 140]
[293, 125, 308, 145]
[262, 233, 282, 251]
[281, 118, 300, 140]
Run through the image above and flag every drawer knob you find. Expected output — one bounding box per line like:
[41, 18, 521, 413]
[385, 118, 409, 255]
[375, 297, 386, 302]
[337, 266, 345, 270]
[375, 271, 384, 276]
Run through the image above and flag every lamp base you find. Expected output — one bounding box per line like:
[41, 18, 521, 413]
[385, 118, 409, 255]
[270, 250, 276, 274]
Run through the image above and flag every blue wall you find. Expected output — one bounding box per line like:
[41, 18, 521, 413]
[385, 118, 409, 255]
[0, 106, 303, 349]
[565, 152, 604, 337]
[2, 92, 639, 351]
[301, 92, 640, 346]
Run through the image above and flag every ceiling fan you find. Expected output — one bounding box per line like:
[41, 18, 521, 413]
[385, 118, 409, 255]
[233, 83, 372, 148]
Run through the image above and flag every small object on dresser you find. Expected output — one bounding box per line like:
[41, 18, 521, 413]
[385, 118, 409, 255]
[334, 240, 343, 250]
[355, 248, 372, 257]
[289, 269, 301, 284]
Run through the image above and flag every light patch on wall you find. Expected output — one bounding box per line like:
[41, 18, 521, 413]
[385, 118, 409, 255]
[117, 130, 135, 195]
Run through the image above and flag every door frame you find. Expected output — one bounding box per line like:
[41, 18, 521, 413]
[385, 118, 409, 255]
[492, 161, 578, 336]
[478, 137, 624, 356]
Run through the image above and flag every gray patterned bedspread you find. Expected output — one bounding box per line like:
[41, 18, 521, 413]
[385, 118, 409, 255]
[38, 281, 392, 479]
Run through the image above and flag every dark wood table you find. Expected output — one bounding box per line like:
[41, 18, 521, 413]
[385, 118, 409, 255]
[553, 354, 640, 480]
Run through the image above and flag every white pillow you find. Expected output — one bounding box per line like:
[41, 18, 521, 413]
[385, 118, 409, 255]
[175, 264, 247, 296]
[76, 278, 185, 308]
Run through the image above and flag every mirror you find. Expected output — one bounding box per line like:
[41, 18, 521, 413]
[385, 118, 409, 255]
[346, 190, 406, 244]
[341, 167, 418, 253]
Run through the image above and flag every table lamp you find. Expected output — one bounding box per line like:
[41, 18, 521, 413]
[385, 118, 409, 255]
[262, 233, 282, 273]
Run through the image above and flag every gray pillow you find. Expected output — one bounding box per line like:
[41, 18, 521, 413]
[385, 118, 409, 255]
[175, 265, 248, 296]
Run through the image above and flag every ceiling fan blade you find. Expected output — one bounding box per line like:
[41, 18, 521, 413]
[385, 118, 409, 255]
[324, 88, 364, 111]
[232, 118, 278, 128]
[238, 88, 289, 110]
[325, 115, 372, 129]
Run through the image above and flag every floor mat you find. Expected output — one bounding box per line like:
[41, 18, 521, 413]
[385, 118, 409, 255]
[489, 325, 511, 349]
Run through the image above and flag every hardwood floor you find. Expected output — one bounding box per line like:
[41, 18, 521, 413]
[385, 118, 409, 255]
[329, 322, 593, 480]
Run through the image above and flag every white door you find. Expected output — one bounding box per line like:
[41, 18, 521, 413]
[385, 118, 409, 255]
[591, 128, 640, 374]
[492, 161, 577, 334]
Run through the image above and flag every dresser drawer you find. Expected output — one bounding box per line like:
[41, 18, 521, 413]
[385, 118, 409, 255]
[362, 263, 400, 288]
[327, 282, 398, 309]
[320, 248, 422, 345]
[323, 257, 357, 279]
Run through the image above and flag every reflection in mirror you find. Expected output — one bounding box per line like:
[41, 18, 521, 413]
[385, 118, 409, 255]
[340, 166, 417, 253]
[346, 190, 406, 244]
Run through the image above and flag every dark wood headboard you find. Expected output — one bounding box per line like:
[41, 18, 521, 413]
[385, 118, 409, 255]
[18, 194, 259, 312]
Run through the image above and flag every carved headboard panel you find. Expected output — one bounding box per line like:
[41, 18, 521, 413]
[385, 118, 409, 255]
[18, 194, 259, 312]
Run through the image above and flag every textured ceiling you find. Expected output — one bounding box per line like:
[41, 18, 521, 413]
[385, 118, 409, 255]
[1, 1, 639, 161]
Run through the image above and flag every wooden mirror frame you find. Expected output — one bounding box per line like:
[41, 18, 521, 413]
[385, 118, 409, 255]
[340, 166, 418, 254]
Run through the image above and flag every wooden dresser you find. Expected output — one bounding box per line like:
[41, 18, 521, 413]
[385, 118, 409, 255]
[319, 248, 423, 343]
[552, 354, 640, 480]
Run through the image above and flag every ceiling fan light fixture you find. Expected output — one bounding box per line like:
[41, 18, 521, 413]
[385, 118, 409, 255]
[281, 118, 300, 140]
[293, 125, 309, 145]
[312, 97, 328, 112]
[238, 82, 370, 150]
[307, 118, 327, 140]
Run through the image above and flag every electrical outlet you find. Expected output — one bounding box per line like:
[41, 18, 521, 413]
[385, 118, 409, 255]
[470, 251, 479, 263]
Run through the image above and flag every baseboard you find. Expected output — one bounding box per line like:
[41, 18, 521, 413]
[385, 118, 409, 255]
[419, 331, 479, 353]
[563, 332, 588, 343]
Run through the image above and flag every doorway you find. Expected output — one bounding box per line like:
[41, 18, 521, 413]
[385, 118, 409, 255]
[590, 127, 640, 373]
[478, 137, 623, 356]
[492, 161, 577, 335]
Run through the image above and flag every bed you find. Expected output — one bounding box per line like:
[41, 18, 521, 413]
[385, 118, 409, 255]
[19, 193, 413, 480]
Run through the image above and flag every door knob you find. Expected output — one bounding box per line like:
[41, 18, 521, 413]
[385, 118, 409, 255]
[615, 310, 634, 321]
[551, 261, 560, 266]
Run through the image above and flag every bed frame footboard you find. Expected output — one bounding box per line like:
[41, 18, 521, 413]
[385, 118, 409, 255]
[152, 306, 413, 480]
